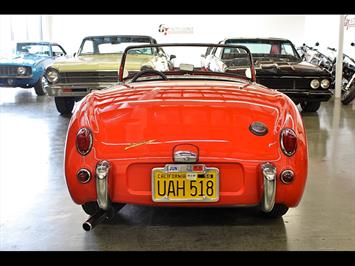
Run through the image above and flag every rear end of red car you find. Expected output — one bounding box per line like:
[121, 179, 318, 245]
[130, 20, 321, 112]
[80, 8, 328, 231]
[64, 83, 308, 218]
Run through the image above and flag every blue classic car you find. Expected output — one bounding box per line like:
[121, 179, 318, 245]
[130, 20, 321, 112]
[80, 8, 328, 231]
[0, 42, 67, 95]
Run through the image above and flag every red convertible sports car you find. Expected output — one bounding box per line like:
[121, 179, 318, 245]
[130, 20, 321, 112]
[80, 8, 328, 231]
[64, 44, 308, 231]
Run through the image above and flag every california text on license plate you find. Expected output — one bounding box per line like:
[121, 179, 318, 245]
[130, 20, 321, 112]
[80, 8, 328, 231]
[151, 164, 219, 202]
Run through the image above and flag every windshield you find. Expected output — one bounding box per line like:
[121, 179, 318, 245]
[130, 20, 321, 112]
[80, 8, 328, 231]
[79, 36, 155, 55]
[225, 39, 300, 62]
[119, 44, 255, 83]
[16, 43, 51, 57]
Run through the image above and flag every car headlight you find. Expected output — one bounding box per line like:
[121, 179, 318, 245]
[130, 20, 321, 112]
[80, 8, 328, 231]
[320, 79, 330, 89]
[45, 68, 59, 84]
[310, 79, 320, 89]
[17, 66, 27, 75]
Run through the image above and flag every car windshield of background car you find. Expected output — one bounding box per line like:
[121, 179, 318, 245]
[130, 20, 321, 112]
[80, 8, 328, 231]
[80, 38, 153, 55]
[17, 44, 51, 57]
[226, 41, 299, 62]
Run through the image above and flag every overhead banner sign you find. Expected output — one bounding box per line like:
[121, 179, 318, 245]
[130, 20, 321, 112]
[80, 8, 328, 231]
[158, 24, 194, 35]
[344, 15, 355, 30]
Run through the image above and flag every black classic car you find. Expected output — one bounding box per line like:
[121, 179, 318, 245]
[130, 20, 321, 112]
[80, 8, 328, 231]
[204, 38, 333, 112]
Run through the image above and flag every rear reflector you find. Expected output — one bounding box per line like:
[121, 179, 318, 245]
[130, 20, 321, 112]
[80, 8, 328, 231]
[77, 169, 91, 184]
[280, 170, 294, 184]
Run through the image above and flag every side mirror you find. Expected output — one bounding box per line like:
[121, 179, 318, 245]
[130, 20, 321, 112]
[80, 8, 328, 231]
[170, 54, 176, 60]
[245, 68, 252, 79]
[200, 54, 206, 58]
[315, 42, 319, 46]
[73, 52, 77, 57]
[123, 69, 129, 79]
[351, 42, 354, 47]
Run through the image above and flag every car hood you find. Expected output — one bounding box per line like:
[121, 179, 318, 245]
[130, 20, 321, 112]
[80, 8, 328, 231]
[52, 54, 155, 72]
[76, 80, 294, 161]
[0, 53, 50, 67]
[254, 60, 331, 76]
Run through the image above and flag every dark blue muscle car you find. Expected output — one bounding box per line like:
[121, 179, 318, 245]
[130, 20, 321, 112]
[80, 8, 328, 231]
[0, 42, 67, 95]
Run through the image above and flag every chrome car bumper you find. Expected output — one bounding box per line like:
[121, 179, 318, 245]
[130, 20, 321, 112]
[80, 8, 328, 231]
[0, 75, 36, 87]
[94, 159, 277, 212]
[45, 83, 115, 97]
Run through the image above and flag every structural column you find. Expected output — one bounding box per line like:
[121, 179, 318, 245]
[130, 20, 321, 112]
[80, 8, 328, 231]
[334, 15, 345, 98]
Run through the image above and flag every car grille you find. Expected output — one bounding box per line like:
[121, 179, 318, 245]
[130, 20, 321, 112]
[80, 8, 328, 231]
[58, 71, 118, 84]
[257, 77, 311, 90]
[0, 65, 32, 76]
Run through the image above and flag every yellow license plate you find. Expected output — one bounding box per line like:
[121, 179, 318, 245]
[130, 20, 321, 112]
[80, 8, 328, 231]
[152, 164, 219, 202]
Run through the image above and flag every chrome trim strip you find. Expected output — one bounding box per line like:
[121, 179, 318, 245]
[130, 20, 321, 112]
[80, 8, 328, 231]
[54, 82, 115, 86]
[96, 160, 111, 210]
[45, 84, 113, 96]
[0, 75, 33, 78]
[261, 162, 276, 212]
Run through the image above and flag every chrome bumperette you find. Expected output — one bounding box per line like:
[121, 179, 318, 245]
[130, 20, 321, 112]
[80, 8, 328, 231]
[96, 160, 111, 210]
[260, 162, 276, 212]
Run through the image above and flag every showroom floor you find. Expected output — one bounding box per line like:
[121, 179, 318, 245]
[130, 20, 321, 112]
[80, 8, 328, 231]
[0, 87, 354, 251]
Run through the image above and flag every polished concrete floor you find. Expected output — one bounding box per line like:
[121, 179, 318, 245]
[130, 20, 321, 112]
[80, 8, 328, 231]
[0, 87, 354, 251]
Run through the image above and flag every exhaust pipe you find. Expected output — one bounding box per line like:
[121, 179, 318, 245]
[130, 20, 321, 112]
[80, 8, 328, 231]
[82, 205, 120, 231]
[83, 209, 109, 231]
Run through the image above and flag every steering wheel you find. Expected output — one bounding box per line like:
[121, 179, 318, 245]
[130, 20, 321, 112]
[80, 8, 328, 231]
[131, 69, 168, 82]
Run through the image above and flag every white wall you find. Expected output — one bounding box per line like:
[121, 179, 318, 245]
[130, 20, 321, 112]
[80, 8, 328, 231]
[1, 15, 353, 58]
[0, 16, 14, 57]
[304, 15, 354, 57]
[49, 15, 307, 55]
[344, 15, 355, 57]
[0, 15, 43, 57]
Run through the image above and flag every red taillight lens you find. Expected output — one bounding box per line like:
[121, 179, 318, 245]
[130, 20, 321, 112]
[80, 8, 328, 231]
[76, 128, 92, 156]
[280, 128, 297, 156]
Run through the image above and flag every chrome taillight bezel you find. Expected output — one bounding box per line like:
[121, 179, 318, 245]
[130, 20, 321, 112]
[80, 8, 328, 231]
[76, 127, 93, 156]
[280, 128, 297, 157]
